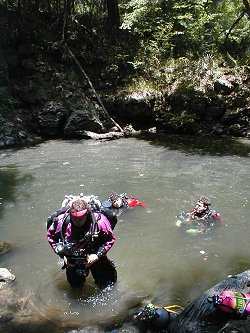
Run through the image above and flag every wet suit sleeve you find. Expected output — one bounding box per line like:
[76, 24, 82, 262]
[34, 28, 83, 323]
[47, 217, 63, 251]
[210, 210, 223, 223]
[94, 213, 116, 258]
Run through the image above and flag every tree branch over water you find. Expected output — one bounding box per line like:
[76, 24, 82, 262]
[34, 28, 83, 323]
[66, 46, 124, 133]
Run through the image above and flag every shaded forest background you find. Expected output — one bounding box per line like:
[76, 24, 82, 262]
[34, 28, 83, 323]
[0, 0, 250, 147]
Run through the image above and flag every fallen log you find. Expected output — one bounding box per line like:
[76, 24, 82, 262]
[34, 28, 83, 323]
[74, 128, 145, 141]
[75, 130, 127, 140]
[168, 270, 250, 333]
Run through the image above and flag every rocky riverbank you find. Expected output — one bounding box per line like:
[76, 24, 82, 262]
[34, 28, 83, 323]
[0, 44, 250, 149]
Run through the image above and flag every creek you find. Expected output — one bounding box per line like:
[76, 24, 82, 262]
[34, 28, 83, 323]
[0, 135, 250, 332]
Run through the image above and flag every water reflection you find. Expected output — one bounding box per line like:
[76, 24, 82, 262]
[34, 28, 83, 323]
[0, 166, 33, 219]
[137, 133, 250, 156]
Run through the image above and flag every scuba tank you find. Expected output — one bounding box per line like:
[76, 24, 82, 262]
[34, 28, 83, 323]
[208, 290, 250, 318]
[61, 194, 101, 210]
[88, 196, 117, 230]
[100, 207, 117, 230]
[48, 194, 116, 230]
[46, 206, 69, 230]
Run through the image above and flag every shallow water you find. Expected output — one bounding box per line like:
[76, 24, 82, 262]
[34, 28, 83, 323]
[0, 135, 250, 331]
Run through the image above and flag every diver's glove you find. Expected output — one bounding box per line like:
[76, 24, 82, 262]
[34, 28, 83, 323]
[54, 244, 65, 258]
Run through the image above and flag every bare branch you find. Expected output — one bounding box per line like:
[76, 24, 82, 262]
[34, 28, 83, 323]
[224, 10, 245, 42]
[67, 46, 124, 132]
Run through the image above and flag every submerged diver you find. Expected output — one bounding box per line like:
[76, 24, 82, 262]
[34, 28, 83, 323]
[176, 196, 223, 234]
[47, 198, 117, 289]
[102, 192, 147, 216]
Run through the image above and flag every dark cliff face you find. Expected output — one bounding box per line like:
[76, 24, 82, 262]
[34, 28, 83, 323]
[1, 62, 249, 148]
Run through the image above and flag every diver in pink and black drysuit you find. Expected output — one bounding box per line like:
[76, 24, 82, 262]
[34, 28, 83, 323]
[47, 199, 117, 289]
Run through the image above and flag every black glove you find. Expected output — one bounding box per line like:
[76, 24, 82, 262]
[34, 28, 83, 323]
[54, 244, 65, 258]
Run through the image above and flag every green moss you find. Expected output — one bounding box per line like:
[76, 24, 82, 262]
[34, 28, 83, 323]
[163, 111, 196, 129]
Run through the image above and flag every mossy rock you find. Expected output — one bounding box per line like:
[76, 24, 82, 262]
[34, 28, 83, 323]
[0, 242, 11, 255]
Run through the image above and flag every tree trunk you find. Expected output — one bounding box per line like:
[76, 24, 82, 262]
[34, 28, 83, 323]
[242, 0, 250, 20]
[106, 0, 120, 27]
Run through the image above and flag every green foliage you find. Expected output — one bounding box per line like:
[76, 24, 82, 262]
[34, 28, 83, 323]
[168, 112, 196, 128]
[120, 0, 162, 33]
[1, 0, 249, 100]
[114, 0, 250, 95]
[82, 100, 97, 113]
[171, 54, 222, 93]
[120, 0, 250, 64]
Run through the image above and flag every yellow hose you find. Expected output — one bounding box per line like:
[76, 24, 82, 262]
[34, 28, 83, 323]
[163, 304, 184, 315]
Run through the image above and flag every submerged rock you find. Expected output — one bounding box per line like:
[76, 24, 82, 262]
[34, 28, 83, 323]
[0, 241, 11, 255]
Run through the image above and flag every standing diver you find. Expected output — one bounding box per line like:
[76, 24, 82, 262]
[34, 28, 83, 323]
[47, 198, 117, 289]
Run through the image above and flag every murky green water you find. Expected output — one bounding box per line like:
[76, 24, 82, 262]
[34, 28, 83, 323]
[0, 135, 249, 331]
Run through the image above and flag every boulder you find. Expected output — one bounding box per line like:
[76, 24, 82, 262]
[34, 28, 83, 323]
[0, 268, 15, 289]
[38, 101, 68, 138]
[64, 109, 106, 137]
[168, 270, 250, 333]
